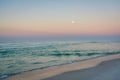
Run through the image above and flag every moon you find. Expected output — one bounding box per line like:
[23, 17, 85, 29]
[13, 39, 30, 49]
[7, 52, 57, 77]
[72, 21, 75, 24]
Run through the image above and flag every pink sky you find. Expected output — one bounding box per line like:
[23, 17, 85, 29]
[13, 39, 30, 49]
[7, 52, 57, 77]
[0, 0, 120, 37]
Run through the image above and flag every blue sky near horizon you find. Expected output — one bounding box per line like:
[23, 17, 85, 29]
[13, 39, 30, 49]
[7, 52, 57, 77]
[0, 0, 120, 37]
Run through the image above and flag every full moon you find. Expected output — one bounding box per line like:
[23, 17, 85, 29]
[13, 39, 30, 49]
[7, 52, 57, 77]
[72, 21, 75, 24]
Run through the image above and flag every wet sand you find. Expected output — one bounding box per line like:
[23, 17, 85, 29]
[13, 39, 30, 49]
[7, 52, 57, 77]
[5, 54, 120, 80]
[43, 58, 120, 80]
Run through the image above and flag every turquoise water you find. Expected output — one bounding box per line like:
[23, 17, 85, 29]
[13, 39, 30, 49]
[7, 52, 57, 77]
[0, 40, 120, 78]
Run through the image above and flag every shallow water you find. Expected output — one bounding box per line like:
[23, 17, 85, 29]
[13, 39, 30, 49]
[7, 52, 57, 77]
[0, 40, 120, 78]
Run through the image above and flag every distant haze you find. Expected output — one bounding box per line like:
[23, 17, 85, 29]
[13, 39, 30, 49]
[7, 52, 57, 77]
[0, 0, 120, 37]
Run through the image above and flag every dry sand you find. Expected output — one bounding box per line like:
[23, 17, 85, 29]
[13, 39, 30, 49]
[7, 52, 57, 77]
[5, 54, 120, 80]
[43, 58, 120, 80]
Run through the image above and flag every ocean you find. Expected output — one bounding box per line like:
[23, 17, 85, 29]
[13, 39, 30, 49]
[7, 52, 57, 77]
[0, 39, 120, 79]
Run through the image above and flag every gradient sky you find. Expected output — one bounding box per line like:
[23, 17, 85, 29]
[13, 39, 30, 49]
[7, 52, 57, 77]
[0, 0, 120, 37]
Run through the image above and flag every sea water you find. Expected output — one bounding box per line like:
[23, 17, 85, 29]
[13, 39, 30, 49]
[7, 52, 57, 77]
[0, 40, 120, 78]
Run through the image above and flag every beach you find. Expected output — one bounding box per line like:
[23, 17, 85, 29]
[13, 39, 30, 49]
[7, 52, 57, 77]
[44, 56, 120, 80]
[5, 54, 120, 80]
[1, 0, 120, 80]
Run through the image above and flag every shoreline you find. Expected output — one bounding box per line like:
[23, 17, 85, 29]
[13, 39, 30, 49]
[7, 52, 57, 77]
[5, 54, 120, 80]
[44, 58, 120, 80]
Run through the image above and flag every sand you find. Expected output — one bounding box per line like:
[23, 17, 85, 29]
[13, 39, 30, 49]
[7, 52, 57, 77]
[43, 58, 120, 80]
[5, 54, 120, 80]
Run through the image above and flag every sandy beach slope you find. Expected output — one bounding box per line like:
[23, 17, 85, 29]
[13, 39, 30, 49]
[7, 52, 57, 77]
[44, 58, 120, 80]
[5, 54, 120, 80]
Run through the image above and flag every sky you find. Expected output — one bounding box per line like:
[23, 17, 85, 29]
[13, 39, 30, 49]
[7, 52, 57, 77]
[0, 0, 120, 37]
